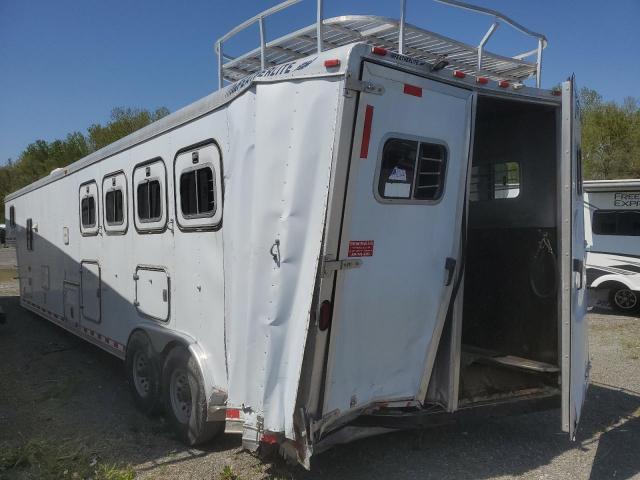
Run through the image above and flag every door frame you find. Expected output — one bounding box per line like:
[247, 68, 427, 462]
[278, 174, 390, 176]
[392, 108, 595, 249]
[80, 260, 102, 324]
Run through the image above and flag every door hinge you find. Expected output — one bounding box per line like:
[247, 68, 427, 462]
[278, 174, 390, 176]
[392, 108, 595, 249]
[344, 76, 385, 96]
[322, 257, 362, 277]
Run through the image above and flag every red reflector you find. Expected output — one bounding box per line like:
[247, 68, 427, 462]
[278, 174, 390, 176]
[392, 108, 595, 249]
[453, 70, 466, 79]
[498, 80, 510, 88]
[552, 89, 562, 96]
[476, 76, 489, 85]
[403, 84, 422, 97]
[324, 59, 340, 68]
[226, 408, 240, 419]
[371, 46, 387, 56]
[261, 433, 279, 445]
[318, 300, 332, 331]
[359, 105, 374, 159]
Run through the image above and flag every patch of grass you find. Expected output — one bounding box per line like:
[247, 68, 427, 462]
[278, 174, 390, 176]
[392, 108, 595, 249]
[95, 463, 136, 480]
[0, 437, 135, 480]
[220, 465, 239, 480]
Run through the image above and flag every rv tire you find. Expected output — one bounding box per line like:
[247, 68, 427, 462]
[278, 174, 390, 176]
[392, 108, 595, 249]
[125, 331, 162, 414]
[609, 287, 639, 313]
[162, 346, 223, 446]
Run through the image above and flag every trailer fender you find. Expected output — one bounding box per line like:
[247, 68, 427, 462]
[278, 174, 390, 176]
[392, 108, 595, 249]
[590, 274, 635, 290]
[126, 324, 227, 421]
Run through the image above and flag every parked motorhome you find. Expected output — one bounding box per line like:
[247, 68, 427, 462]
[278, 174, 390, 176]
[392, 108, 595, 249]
[5, 0, 588, 467]
[585, 179, 640, 312]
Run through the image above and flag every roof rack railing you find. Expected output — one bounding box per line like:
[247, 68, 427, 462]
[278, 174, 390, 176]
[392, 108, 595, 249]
[215, 0, 548, 89]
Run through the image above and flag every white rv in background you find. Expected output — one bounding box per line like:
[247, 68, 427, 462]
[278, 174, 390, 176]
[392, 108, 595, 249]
[585, 179, 640, 312]
[5, 0, 588, 468]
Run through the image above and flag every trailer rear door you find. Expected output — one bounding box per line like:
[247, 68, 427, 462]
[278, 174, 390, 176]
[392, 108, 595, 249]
[561, 75, 589, 439]
[322, 62, 473, 416]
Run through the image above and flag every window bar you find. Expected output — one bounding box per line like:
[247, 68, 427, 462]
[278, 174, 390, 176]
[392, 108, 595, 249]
[259, 17, 266, 70]
[399, 0, 406, 55]
[316, 0, 323, 54]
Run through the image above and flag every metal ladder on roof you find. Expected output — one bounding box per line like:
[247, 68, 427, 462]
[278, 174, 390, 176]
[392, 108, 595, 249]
[215, 0, 548, 89]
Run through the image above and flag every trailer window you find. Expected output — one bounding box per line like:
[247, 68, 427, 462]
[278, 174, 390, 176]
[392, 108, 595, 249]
[470, 162, 520, 201]
[9, 206, 15, 228]
[180, 167, 215, 217]
[137, 180, 162, 222]
[26, 218, 33, 251]
[592, 210, 640, 236]
[105, 189, 124, 225]
[378, 138, 447, 201]
[81, 196, 96, 227]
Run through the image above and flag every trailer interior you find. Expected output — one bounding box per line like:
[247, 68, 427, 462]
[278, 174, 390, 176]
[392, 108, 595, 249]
[457, 95, 561, 406]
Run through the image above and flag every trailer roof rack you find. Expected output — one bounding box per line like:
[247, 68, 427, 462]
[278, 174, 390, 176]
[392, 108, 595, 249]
[215, 0, 547, 89]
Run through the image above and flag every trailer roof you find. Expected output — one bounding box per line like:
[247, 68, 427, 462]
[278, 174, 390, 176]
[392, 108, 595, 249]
[221, 15, 541, 86]
[584, 179, 640, 192]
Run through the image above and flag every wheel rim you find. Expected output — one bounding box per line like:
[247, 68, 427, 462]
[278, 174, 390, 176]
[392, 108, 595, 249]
[132, 350, 151, 398]
[614, 289, 637, 310]
[170, 368, 193, 424]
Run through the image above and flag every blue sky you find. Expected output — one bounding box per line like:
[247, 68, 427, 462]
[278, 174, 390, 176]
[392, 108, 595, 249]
[0, 0, 638, 164]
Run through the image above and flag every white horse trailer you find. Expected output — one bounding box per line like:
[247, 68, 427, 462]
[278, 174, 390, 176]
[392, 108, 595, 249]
[5, 0, 588, 467]
[584, 179, 640, 312]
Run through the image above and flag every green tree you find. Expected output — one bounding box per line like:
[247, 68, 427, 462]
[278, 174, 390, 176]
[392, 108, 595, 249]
[0, 106, 169, 220]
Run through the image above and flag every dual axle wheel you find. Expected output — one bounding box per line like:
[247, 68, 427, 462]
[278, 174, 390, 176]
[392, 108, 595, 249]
[125, 332, 223, 445]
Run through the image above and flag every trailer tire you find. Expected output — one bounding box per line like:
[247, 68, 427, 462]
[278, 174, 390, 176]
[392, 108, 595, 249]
[125, 331, 162, 414]
[609, 287, 639, 313]
[162, 346, 223, 446]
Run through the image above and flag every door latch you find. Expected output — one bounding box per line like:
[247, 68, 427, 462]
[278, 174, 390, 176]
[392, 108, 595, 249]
[444, 257, 457, 286]
[322, 257, 362, 277]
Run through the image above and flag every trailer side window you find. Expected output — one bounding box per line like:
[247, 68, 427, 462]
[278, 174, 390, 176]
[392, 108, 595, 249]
[26, 218, 33, 251]
[377, 138, 447, 202]
[137, 180, 162, 222]
[592, 210, 640, 236]
[173, 141, 223, 230]
[180, 167, 215, 217]
[133, 159, 167, 233]
[81, 197, 96, 227]
[79, 181, 99, 236]
[105, 189, 124, 225]
[9, 206, 15, 228]
[470, 162, 520, 201]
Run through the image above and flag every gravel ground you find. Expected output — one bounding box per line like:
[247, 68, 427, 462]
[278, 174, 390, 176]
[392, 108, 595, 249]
[0, 246, 638, 479]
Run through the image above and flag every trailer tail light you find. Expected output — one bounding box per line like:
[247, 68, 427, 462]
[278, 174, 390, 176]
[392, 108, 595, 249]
[261, 433, 279, 445]
[476, 76, 489, 85]
[318, 300, 333, 331]
[403, 84, 422, 97]
[498, 80, 510, 88]
[324, 59, 340, 68]
[452, 70, 466, 79]
[226, 408, 240, 419]
[552, 88, 562, 96]
[371, 46, 388, 56]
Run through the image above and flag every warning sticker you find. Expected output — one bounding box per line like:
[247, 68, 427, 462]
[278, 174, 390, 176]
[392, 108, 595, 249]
[348, 240, 374, 257]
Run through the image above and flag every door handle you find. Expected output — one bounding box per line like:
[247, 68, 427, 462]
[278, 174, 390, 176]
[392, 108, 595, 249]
[573, 258, 584, 290]
[445, 257, 457, 286]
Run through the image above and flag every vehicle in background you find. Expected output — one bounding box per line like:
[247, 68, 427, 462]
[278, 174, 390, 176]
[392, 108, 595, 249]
[4, 0, 588, 468]
[585, 179, 640, 313]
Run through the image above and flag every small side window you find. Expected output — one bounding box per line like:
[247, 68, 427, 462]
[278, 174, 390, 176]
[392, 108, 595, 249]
[79, 181, 99, 236]
[102, 171, 128, 234]
[105, 189, 124, 225]
[9, 206, 15, 228]
[180, 167, 215, 217]
[26, 218, 33, 251]
[470, 162, 521, 201]
[377, 138, 447, 202]
[133, 159, 167, 233]
[81, 197, 96, 227]
[137, 180, 162, 222]
[174, 142, 223, 230]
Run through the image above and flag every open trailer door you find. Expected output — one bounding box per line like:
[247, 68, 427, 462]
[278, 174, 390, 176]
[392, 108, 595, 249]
[560, 75, 589, 439]
[321, 62, 473, 419]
